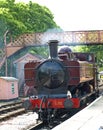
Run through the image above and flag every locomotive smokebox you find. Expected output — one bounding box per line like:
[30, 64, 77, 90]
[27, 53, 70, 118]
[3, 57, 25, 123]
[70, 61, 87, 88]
[48, 40, 59, 59]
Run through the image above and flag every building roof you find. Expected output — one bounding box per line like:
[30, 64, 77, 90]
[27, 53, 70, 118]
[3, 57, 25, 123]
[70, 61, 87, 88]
[0, 76, 18, 81]
[13, 53, 43, 64]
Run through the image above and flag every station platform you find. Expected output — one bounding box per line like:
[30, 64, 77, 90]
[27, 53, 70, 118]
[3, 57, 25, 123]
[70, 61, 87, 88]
[52, 95, 103, 130]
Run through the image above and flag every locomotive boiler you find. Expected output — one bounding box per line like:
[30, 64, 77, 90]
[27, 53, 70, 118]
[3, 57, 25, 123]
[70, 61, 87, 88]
[23, 40, 99, 123]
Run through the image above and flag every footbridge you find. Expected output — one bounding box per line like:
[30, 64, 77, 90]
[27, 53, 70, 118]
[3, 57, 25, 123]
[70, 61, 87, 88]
[6, 30, 103, 57]
[1, 30, 103, 67]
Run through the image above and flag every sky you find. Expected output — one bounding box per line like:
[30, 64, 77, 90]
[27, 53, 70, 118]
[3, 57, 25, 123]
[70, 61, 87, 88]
[16, 0, 103, 31]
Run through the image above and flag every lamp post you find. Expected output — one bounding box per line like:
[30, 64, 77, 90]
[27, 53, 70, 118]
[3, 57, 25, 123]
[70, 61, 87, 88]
[4, 30, 9, 76]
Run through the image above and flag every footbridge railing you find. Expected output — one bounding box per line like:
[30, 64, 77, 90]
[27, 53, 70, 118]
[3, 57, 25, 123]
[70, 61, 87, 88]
[1, 30, 103, 58]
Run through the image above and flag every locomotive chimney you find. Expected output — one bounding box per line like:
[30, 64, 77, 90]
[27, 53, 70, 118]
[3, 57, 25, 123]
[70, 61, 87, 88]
[48, 40, 59, 59]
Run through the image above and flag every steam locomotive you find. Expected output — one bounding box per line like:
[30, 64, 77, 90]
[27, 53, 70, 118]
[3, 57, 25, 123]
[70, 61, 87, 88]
[23, 40, 99, 123]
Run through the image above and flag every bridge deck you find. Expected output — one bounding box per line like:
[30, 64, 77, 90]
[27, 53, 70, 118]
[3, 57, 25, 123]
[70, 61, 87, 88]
[53, 95, 103, 130]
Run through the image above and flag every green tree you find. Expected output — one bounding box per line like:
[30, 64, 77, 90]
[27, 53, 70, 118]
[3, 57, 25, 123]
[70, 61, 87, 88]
[0, 0, 58, 40]
[74, 45, 103, 71]
[0, 0, 59, 76]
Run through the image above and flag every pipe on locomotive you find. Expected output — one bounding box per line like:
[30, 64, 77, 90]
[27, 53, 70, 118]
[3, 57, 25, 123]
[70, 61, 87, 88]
[48, 40, 59, 59]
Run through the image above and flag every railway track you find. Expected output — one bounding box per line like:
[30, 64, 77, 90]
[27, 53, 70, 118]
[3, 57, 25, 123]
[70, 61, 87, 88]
[0, 100, 25, 121]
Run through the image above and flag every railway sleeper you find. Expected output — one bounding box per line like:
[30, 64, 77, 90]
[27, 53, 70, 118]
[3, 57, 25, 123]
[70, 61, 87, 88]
[0, 108, 25, 121]
[0, 104, 22, 113]
[0, 100, 22, 109]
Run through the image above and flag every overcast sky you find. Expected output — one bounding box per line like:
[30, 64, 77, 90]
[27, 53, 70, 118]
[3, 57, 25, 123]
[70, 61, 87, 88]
[16, 0, 103, 31]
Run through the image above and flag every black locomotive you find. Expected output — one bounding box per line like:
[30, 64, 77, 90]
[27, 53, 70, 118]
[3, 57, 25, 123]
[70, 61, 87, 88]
[23, 40, 99, 123]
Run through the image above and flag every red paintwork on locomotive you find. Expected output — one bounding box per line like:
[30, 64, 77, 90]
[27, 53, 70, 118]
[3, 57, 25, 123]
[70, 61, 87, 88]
[24, 61, 40, 87]
[59, 53, 94, 86]
[63, 60, 80, 85]
[29, 97, 80, 109]
[68, 61, 93, 85]
[24, 53, 94, 87]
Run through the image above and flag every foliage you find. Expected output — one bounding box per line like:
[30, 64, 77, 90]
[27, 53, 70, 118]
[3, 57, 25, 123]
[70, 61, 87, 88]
[73, 45, 103, 71]
[0, 0, 58, 42]
[29, 46, 49, 58]
[0, 0, 59, 76]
